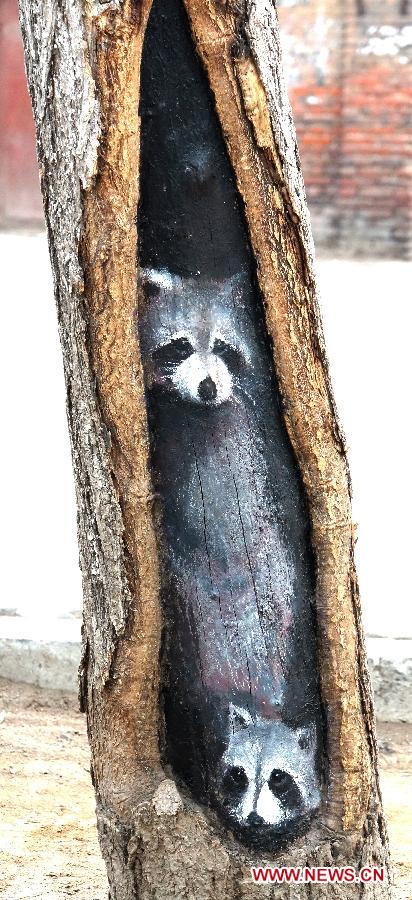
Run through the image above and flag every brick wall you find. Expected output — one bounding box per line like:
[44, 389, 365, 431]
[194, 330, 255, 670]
[0, 0, 43, 226]
[278, 0, 343, 249]
[278, 0, 412, 258]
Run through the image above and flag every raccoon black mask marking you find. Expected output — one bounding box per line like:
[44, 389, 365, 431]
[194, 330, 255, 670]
[137, 266, 322, 848]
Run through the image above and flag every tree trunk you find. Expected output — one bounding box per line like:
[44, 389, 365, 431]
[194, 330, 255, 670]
[18, 0, 390, 897]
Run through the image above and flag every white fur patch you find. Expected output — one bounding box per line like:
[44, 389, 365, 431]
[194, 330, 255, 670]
[172, 352, 233, 405]
[256, 784, 284, 825]
[140, 267, 180, 293]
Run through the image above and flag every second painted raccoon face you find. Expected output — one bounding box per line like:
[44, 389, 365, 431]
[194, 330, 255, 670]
[215, 704, 320, 836]
[138, 268, 250, 407]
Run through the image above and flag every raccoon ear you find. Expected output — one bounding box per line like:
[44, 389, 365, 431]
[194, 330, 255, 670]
[297, 723, 316, 752]
[138, 267, 181, 297]
[228, 703, 253, 731]
[223, 270, 250, 299]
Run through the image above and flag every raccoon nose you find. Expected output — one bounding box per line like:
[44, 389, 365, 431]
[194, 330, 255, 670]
[247, 811, 264, 827]
[198, 375, 217, 402]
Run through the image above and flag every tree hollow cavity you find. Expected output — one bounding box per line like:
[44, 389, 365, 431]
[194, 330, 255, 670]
[137, 0, 323, 849]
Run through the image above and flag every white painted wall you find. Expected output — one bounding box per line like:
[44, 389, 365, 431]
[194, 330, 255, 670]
[317, 259, 412, 639]
[0, 233, 410, 639]
[1, 233, 82, 620]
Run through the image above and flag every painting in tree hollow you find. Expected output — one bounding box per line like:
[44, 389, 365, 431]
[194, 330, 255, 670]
[137, 0, 323, 848]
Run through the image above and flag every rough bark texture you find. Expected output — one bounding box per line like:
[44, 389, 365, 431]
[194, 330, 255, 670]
[18, 0, 390, 897]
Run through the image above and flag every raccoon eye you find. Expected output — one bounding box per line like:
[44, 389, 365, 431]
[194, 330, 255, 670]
[268, 769, 290, 792]
[268, 770, 302, 808]
[223, 766, 248, 795]
[152, 337, 193, 368]
[212, 338, 245, 375]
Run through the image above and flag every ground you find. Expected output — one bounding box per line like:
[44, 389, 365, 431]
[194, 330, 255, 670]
[0, 680, 410, 899]
[0, 680, 106, 900]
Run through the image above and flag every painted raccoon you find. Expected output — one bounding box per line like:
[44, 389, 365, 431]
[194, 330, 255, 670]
[219, 705, 320, 843]
[137, 267, 322, 847]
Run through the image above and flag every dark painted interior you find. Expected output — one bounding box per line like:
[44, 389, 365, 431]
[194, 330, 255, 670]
[137, 0, 322, 848]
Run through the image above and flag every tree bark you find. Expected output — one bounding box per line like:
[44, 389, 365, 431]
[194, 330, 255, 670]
[18, 0, 390, 897]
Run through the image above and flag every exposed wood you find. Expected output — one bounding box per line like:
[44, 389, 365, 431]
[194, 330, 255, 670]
[18, 0, 390, 896]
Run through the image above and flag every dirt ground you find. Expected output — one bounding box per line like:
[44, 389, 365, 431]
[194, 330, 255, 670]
[0, 679, 410, 899]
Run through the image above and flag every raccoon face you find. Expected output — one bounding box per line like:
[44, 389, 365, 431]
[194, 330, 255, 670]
[216, 704, 320, 834]
[138, 268, 249, 407]
[152, 332, 244, 406]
